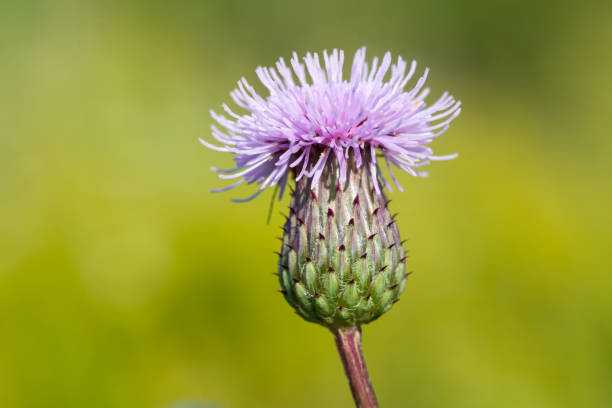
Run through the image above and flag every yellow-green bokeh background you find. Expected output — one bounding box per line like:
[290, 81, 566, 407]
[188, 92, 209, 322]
[1, 1, 611, 407]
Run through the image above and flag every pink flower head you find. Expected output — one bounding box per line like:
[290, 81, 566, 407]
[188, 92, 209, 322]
[201, 47, 461, 202]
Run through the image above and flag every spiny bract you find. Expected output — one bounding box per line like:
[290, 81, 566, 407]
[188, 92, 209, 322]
[278, 157, 408, 327]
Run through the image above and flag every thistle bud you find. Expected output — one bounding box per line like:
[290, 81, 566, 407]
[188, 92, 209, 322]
[277, 156, 407, 328]
[203, 47, 460, 327]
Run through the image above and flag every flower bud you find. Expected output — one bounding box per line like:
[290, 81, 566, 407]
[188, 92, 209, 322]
[278, 157, 408, 328]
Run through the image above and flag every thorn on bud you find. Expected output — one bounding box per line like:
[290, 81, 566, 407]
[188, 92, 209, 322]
[380, 265, 388, 272]
[389, 283, 399, 290]
[372, 208, 380, 216]
[296, 217, 305, 225]
[289, 207, 296, 215]
[286, 244, 294, 250]
[384, 200, 392, 208]
[273, 251, 282, 257]
[403, 271, 413, 278]
[318, 233, 326, 240]
[387, 243, 396, 249]
[353, 195, 360, 206]
[400, 239, 408, 245]
[278, 290, 287, 295]
[310, 190, 318, 201]
[392, 298, 400, 304]
[348, 218, 355, 226]
[387, 221, 395, 228]
[400, 256, 407, 263]
[392, 213, 399, 220]
[368, 233, 377, 240]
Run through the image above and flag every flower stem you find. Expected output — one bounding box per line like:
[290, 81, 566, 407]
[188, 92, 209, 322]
[333, 326, 379, 408]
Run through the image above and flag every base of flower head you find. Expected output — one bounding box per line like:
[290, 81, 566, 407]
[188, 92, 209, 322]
[277, 156, 409, 328]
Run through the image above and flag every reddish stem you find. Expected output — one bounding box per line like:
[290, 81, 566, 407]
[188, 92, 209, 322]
[333, 326, 379, 408]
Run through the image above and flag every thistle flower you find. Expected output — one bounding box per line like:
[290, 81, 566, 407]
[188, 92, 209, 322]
[202, 47, 460, 408]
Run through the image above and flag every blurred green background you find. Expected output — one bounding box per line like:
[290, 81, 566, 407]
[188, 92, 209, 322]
[1, 0, 611, 407]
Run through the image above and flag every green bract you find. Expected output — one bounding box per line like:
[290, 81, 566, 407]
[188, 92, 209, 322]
[278, 159, 409, 328]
